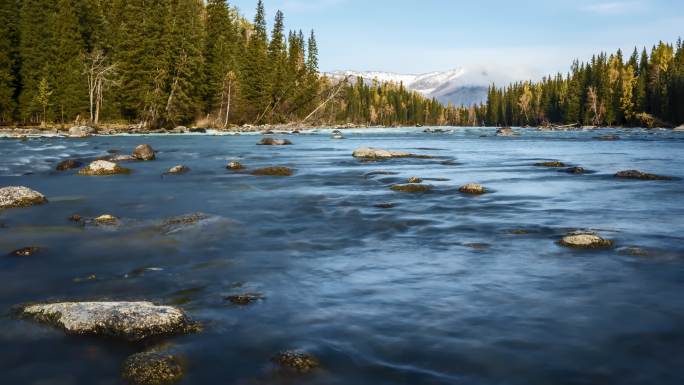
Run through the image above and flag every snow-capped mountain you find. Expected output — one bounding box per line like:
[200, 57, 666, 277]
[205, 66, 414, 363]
[325, 67, 517, 106]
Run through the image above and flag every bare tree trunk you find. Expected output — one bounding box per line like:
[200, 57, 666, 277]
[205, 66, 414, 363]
[224, 81, 231, 128]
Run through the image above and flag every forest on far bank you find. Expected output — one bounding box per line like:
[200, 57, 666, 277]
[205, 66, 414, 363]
[0, 0, 681, 129]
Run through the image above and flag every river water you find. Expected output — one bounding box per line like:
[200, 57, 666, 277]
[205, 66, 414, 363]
[1, 127, 683, 385]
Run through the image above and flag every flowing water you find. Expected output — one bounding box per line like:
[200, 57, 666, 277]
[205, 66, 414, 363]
[1, 127, 683, 385]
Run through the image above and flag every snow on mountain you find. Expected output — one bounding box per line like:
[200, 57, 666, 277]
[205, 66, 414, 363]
[325, 67, 517, 106]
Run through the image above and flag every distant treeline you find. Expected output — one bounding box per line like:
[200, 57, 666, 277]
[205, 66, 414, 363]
[484, 40, 684, 127]
[0, 0, 454, 128]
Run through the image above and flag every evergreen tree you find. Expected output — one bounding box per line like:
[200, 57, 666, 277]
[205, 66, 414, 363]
[0, 0, 19, 123]
[52, 0, 87, 123]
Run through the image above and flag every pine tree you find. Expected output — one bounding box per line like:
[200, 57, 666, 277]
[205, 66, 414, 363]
[204, 0, 239, 123]
[0, 0, 19, 123]
[53, 0, 87, 123]
[241, 0, 271, 122]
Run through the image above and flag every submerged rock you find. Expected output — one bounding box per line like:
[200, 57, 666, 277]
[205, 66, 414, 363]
[352, 147, 429, 159]
[251, 167, 294, 177]
[122, 352, 183, 385]
[108, 155, 138, 162]
[535, 161, 567, 167]
[374, 203, 396, 209]
[565, 167, 587, 174]
[160, 213, 211, 234]
[615, 170, 672, 180]
[166, 165, 189, 175]
[56, 159, 83, 171]
[618, 246, 657, 257]
[78, 160, 130, 176]
[458, 183, 487, 195]
[226, 161, 244, 170]
[225, 293, 264, 306]
[273, 351, 320, 374]
[21, 301, 197, 341]
[258, 137, 292, 146]
[596, 134, 620, 141]
[391, 184, 432, 193]
[133, 144, 156, 161]
[0, 186, 47, 209]
[407, 177, 423, 184]
[68, 214, 83, 222]
[8, 246, 41, 257]
[558, 232, 614, 249]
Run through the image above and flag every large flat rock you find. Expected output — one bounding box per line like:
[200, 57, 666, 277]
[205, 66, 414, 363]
[22, 301, 197, 341]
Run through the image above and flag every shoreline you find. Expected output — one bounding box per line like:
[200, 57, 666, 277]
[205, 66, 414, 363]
[1, 124, 682, 138]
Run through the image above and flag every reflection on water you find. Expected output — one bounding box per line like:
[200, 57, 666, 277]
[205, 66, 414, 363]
[1, 127, 683, 384]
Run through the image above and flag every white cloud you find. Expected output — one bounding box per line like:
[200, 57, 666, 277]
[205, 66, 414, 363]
[580, 1, 645, 14]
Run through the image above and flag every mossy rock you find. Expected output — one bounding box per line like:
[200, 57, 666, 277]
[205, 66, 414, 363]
[8, 246, 41, 257]
[251, 167, 294, 177]
[458, 183, 487, 195]
[273, 351, 320, 374]
[0, 186, 48, 209]
[534, 161, 567, 167]
[558, 233, 614, 249]
[226, 161, 244, 170]
[78, 160, 131, 176]
[122, 352, 183, 385]
[615, 170, 672, 180]
[407, 177, 423, 183]
[225, 293, 264, 306]
[56, 159, 83, 171]
[390, 184, 432, 193]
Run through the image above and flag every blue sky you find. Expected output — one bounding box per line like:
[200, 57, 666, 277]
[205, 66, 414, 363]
[230, 0, 684, 79]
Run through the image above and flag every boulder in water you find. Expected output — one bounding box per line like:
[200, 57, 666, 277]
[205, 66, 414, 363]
[0, 186, 47, 209]
[94, 214, 118, 224]
[132, 144, 156, 161]
[273, 351, 320, 374]
[251, 167, 294, 177]
[458, 183, 487, 195]
[122, 351, 184, 385]
[496, 127, 516, 137]
[68, 126, 95, 138]
[391, 184, 432, 193]
[167, 165, 189, 175]
[615, 170, 672, 180]
[558, 232, 613, 249]
[56, 159, 83, 171]
[565, 167, 587, 174]
[226, 161, 244, 170]
[225, 293, 264, 306]
[258, 137, 292, 146]
[407, 177, 423, 184]
[21, 301, 198, 341]
[78, 160, 130, 176]
[7, 246, 41, 257]
[352, 147, 429, 159]
[534, 161, 567, 167]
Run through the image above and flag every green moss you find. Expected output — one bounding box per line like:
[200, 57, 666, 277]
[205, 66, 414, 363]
[122, 352, 183, 385]
[390, 184, 432, 193]
[251, 167, 294, 177]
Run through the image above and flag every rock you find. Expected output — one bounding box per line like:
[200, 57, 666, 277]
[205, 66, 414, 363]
[0, 186, 47, 209]
[226, 161, 244, 170]
[225, 293, 264, 306]
[160, 213, 211, 234]
[618, 246, 655, 257]
[352, 147, 429, 159]
[132, 144, 156, 161]
[374, 203, 395, 209]
[68, 214, 83, 222]
[674, 125, 684, 132]
[458, 183, 487, 195]
[332, 133, 345, 140]
[56, 159, 83, 171]
[94, 214, 118, 224]
[273, 351, 320, 374]
[558, 232, 614, 249]
[189, 127, 206, 133]
[534, 161, 567, 167]
[122, 352, 183, 385]
[68, 126, 95, 138]
[464, 243, 490, 250]
[8, 246, 40, 257]
[596, 134, 620, 141]
[496, 127, 516, 137]
[615, 170, 672, 180]
[21, 301, 197, 341]
[78, 160, 130, 176]
[108, 155, 138, 162]
[565, 167, 587, 174]
[167, 165, 189, 175]
[251, 167, 294, 177]
[390, 184, 432, 193]
[257, 137, 292, 146]
[407, 177, 423, 184]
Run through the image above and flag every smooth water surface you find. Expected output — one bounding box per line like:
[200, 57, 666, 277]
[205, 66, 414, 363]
[1, 127, 683, 385]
